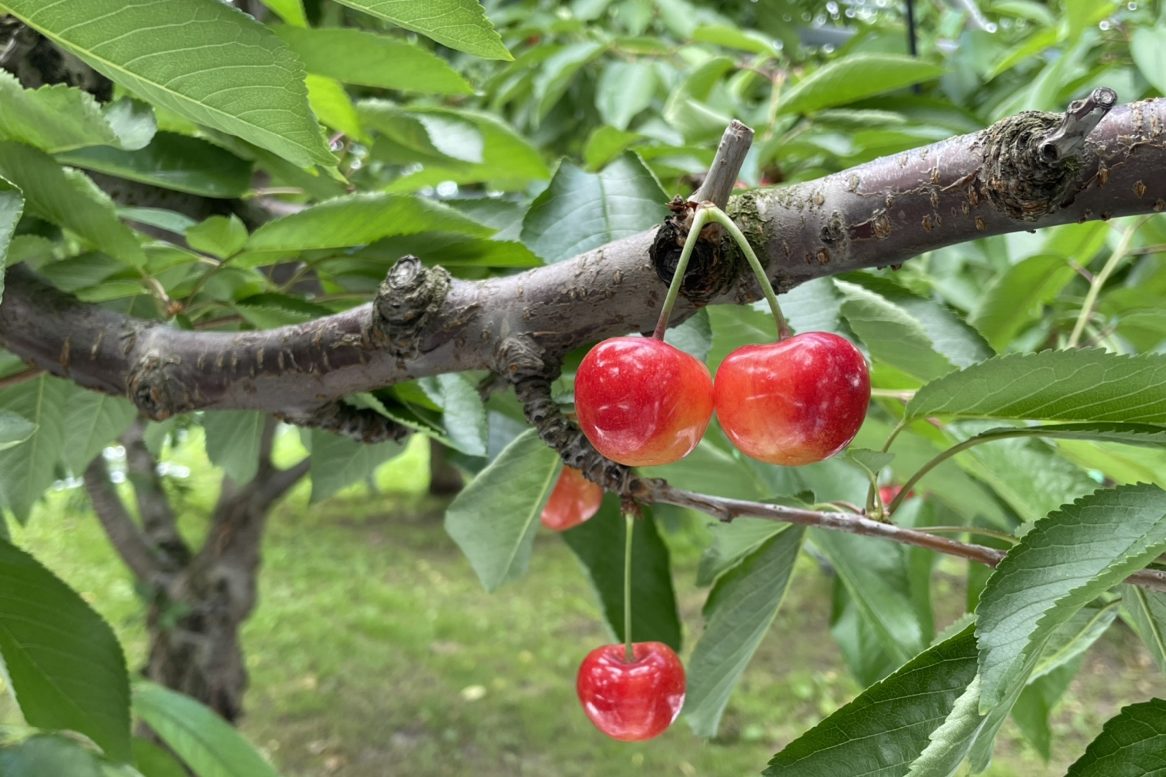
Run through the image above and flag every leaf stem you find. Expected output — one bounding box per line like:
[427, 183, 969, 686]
[702, 206, 790, 339]
[1067, 218, 1145, 348]
[652, 206, 712, 341]
[623, 511, 635, 663]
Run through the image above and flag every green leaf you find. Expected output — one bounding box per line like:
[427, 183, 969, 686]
[202, 411, 266, 486]
[0, 174, 23, 306]
[273, 26, 473, 95]
[1011, 658, 1080, 760]
[0, 70, 155, 153]
[533, 41, 606, 120]
[444, 429, 560, 592]
[521, 154, 666, 265]
[583, 126, 642, 170]
[132, 682, 281, 777]
[131, 737, 189, 777]
[1, 0, 334, 169]
[595, 61, 656, 130]
[246, 193, 491, 253]
[353, 234, 540, 269]
[418, 373, 488, 457]
[0, 376, 70, 522]
[1132, 28, 1166, 96]
[187, 216, 248, 260]
[764, 626, 977, 777]
[904, 351, 1166, 425]
[663, 308, 712, 362]
[781, 277, 844, 336]
[684, 526, 803, 736]
[0, 539, 132, 760]
[970, 254, 1075, 351]
[838, 281, 957, 382]
[58, 133, 252, 200]
[331, 0, 511, 60]
[777, 54, 946, 116]
[976, 484, 1166, 711]
[1066, 699, 1166, 776]
[0, 734, 107, 777]
[0, 142, 145, 266]
[812, 529, 927, 665]
[258, 0, 307, 26]
[0, 410, 35, 452]
[696, 517, 790, 586]
[562, 502, 682, 650]
[304, 75, 366, 143]
[1121, 587, 1166, 674]
[307, 429, 401, 504]
[904, 675, 986, 777]
[830, 580, 903, 687]
[61, 391, 138, 474]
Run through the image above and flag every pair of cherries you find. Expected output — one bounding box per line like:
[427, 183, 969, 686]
[574, 330, 871, 469]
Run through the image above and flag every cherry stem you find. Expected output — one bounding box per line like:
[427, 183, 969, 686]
[652, 206, 712, 341]
[623, 511, 635, 663]
[702, 206, 791, 340]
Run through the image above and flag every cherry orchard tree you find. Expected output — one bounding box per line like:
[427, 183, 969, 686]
[1, 0, 1166, 774]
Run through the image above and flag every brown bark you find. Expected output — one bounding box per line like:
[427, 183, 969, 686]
[0, 98, 1162, 424]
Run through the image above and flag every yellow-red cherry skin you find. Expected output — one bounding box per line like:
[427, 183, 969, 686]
[540, 467, 603, 532]
[714, 331, 870, 466]
[576, 642, 686, 742]
[574, 337, 714, 467]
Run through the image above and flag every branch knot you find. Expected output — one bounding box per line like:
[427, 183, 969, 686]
[369, 256, 450, 356]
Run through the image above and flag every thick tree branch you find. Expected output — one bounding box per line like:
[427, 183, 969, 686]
[2, 96, 1162, 423]
[83, 455, 165, 582]
[122, 418, 192, 568]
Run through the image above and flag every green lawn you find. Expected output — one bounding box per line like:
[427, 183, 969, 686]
[2, 436, 1162, 776]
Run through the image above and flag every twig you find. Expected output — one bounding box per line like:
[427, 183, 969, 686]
[693, 120, 754, 209]
[651, 482, 1166, 593]
[0, 366, 43, 389]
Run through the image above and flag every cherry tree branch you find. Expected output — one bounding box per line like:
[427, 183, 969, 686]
[652, 483, 1166, 593]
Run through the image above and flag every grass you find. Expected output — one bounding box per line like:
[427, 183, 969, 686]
[1, 434, 1163, 775]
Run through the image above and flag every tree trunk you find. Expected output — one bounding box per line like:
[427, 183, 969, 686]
[428, 437, 463, 497]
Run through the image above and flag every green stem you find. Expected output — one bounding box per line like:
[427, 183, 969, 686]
[914, 525, 1018, 544]
[703, 206, 790, 339]
[1067, 218, 1144, 348]
[652, 206, 712, 341]
[623, 511, 635, 663]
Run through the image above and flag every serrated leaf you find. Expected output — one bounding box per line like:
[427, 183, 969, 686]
[0, 539, 132, 760]
[596, 60, 656, 130]
[0, 142, 145, 266]
[331, 0, 511, 60]
[1122, 587, 1166, 674]
[521, 154, 666, 265]
[777, 54, 945, 115]
[0, 175, 23, 306]
[696, 518, 790, 586]
[904, 675, 986, 777]
[905, 351, 1166, 425]
[187, 215, 248, 260]
[764, 626, 977, 777]
[813, 530, 927, 665]
[61, 391, 138, 474]
[533, 41, 606, 120]
[976, 484, 1166, 711]
[0, 376, 70, 522]
[0, 70, 155, 153]
[1066, 699, 1166, 776]
[838, 281, 957, 381]
[202, 411, 266, 486]
[444, 429, 560, 591]
[0, 734, 107, 777]
[246, 193, 491, 253]
[846, 447, 894, 478]
[308, 429, 402, 504]
[970, 254, 1075, 351]
[781, 277, 844, 336]
[132, 682, 281, 777]
[274, 26, 472, 96]
[1, 0, 334, 169]
[59, 132, 253, 199]
[685, 526, 803, 736]
[418, 373, 488, 457]
[305, 75, 367, 143]
[0, 410, 35, 452]
[562, 502, 682, 650]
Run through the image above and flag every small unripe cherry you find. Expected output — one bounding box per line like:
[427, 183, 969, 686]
[540, 467, 603, 532]
[574, 336, 713, 467]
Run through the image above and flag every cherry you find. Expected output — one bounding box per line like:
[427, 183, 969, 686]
[576, 642, 686, 741]
[574, 337, 713, 467]
[714, 331, 870, 466]
[540, 467, 603, 532]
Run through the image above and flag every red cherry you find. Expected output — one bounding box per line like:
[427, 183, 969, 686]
[540, 467, 603, 532]
[576, 642, 686, 741]
[574, 337, 713, 467]
[713, 331, 870, 466]
[879, 485, 902, 506]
